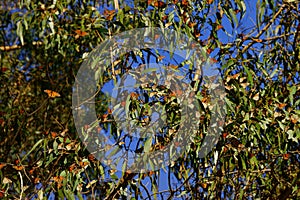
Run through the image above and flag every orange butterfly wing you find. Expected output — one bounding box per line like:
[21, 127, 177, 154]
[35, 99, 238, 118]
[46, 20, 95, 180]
[0, 163, 6, 169]
[13, 165, 24, 171]
[75, 29, 88, 37]
[44, 89, 61, 98]
[154, 1, 166, 8]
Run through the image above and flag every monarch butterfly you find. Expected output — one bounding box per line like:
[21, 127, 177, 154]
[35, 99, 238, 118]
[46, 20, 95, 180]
[277, 103, 287, 109]
[283, 153, 289, 160]
[0, 163, 6, 169]
[103, 9, 115, 21]
[44, 89, 61, 98]
[13, 165, 24, 171]
[153, 1, 166, 8]
[79, 161, 88, 168]
[53, 176, 64, 182]
[88, 154, 96, 162]
[157, 55, 165, 61]
[74, 29, 88, 37]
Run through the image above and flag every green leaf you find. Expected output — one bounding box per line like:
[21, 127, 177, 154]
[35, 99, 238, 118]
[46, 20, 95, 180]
[222, 59, 235, 70]
[144, 137, 152, 153]
[288, 85, 296, 105]
[16, 21, 24, 45]
[122, 160, 127, 176]
[287, 130, 297, 142]
[243, 65, 254, 86]
[111, 173, 118, 180]
[53, 140, 58, 155]
[64, 189, 75, 200]
[250, 156, 259, 169]
[58, 189, 64, 199]
[225, 97, 235, 112]
[141, 67, 157, 74]
[77, 192, 84, 200]
[278, 121, 285, 131]
[45, 153, 55, 167]
[21, 139, 44, 162]
[125, 95, 131, 117]
[239, 188, 244, 200]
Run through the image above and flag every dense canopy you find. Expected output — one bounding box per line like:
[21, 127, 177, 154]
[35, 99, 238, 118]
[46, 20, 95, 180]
[0, 0, 299, 199]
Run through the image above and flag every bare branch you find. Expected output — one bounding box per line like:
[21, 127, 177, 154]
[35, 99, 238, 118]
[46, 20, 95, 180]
[241, 4, 286, 54]
[0, 41, 43, 51]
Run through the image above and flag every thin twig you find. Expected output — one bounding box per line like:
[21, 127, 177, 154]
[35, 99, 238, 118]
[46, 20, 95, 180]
[263, 32, 295, 42]
[140, 181, 151, 200]
[71, 85, 102, 109]
[104, 172, 137, 200]
[167, 167, 173, 199]
[0, 41, 43, 51]
[114, 0, 119, 10]
[108, 28, 116, 81]
[24, 98, 48, 116]
[18, 171, 23, 200]
[95, 29, 104, 41]
[241, 4, 286, 54]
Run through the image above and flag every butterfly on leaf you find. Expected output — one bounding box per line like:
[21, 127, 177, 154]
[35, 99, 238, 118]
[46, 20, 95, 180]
[44, 89, 61, 98]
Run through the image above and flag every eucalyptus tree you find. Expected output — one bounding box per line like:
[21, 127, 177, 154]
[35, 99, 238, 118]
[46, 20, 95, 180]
[0, 0, 299, 199]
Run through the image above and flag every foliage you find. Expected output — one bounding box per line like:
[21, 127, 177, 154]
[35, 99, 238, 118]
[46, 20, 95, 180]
[0, 0, 299, 199]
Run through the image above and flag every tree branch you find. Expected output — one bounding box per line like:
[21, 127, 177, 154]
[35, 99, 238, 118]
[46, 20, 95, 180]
[241, 4, 286, 54]
[0, 41, 43, 51]
[105, 172, 137, 200]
